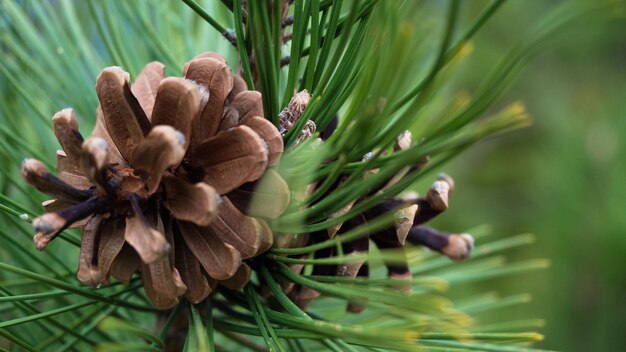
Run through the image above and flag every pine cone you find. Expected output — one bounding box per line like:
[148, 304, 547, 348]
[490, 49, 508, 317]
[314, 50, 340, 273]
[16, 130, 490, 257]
[22, 52, 290, 308]
[288, 129, 474, 312]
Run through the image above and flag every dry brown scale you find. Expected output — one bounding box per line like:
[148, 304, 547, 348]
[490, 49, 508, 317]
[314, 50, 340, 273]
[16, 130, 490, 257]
[278, 89, 316, 144]
[22, 52, 290, 309]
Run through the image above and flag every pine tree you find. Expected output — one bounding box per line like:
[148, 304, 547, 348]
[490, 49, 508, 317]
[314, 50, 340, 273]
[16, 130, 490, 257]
[0, 1, 617, 351]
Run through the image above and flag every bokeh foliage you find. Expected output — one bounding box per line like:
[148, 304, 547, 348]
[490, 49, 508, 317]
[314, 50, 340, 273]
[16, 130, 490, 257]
[434, 1, 626, 351]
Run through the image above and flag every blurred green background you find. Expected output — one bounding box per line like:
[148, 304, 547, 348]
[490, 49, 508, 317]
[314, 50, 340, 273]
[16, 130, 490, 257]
[427, 2, 626, 351]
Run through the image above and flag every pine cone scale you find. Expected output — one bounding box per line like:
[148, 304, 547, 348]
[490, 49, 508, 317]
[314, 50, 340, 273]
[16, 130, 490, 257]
[185, 57, 233, 145]
[96, 67, 145, 161]
[193, 125, 269, 195]
[177, 220, 242, 281]
[131, 61, 166, 119]
[208, 198, 263, 259]
[163, 176, 219, 227]
[150, 77, 203, 147]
